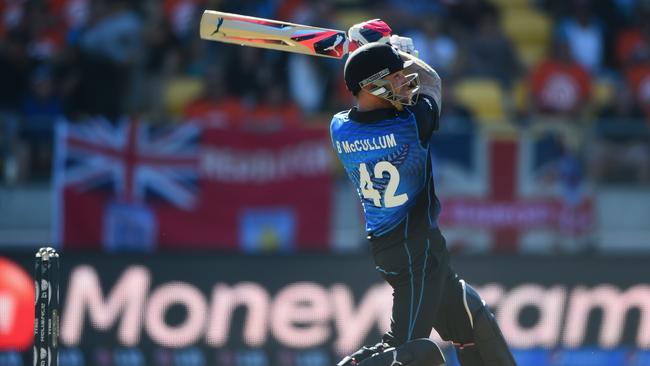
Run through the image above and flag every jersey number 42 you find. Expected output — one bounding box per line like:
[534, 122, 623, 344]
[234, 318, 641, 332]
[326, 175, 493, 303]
[359, 162, 408, 208]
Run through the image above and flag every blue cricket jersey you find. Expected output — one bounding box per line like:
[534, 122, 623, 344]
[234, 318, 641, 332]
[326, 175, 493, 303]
[330, 98, 440, 238]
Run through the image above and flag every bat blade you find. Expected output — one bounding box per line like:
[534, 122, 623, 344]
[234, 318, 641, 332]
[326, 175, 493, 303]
[200, 10, 350, 59]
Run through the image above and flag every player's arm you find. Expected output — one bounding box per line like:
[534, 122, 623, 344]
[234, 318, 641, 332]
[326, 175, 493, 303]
[400, 51, 441, 143]
[401, 51, 442, 118]
[409, 94, 440, 145]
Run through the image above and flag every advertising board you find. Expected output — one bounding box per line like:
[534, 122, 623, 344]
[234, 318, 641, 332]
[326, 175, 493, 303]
[1, 253, 649, 366]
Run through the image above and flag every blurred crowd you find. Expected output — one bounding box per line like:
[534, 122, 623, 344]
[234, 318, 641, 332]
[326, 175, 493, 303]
[0, 0, 649, 184]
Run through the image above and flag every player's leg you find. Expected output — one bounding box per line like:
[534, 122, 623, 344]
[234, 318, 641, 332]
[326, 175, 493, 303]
[434, 272, 517, 366]
[353, 339, 446, 366]
[456, 281, 516, 365]
[372, 228, 450, 346]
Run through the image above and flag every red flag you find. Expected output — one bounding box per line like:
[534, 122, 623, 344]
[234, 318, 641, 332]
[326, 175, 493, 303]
[54, 118, 333, 251]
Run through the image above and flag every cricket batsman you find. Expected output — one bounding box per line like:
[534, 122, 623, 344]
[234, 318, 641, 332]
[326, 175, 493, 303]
[330, 20, 517, 366]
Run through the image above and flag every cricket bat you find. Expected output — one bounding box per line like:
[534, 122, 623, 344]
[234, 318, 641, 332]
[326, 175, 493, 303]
[199, 10, 352, 59]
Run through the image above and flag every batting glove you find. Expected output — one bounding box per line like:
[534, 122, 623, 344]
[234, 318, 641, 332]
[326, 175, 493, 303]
[336, 342, 389, 366]
[348, 19, 392, 51]
[389, 34, 418, 56]
[348, 19, 418, 56]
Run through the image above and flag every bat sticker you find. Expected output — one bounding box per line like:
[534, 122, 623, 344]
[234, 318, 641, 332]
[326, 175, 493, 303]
[323, 34, 344, 57]
[211, 17, 224, 36]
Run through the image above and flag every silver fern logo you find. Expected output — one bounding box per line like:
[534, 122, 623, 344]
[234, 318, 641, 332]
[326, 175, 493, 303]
[34, 280, 39, 305]
[41, 279, 52, 304]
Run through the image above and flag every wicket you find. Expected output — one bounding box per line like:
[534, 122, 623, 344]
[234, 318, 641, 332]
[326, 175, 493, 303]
[33, 247, 60, 366]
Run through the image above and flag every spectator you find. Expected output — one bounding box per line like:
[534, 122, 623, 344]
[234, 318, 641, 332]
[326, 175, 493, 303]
[143, 16, 179, 76]
[287, 54, 329, 114]
[245, 82, 302, 131]
[72, 0, 144, 120]
[225, 47, 268, 104]
[439, 81, 476, 133]
[79, 0, 143, 66]
[183, 38, 208, 76]
[0, 31, 32, 111]
[611, 0, 639, 21]
[540, 133, 593, 253]
[276, 0, 305, 21]
[588, 0, 629, 70]
[377, 0, 447, 29]
[529, 38, 592, 118]
[286, 0, 338, 114]
[538, 132, 587, 211]
[588, 82, 650, 184]
[20, 65, 63, 180]
[141, 16, 181, 118]
[0, 31, 32, 183]
[614, 1, 650, 68]
[616, 22, 650, 68]
[559, 0, 604, 73]
[183, 66, 243, 128]
[624, 46, 650, 120]
[406, 18, 459, 78]
[56, 0, 91, 32]
[163, 0, 201, 41]
[463, 10, 521, 87]
[445, 0, 497, 33]
[220, 0, 276, 19]
[22, 1, 67, 61]
[21, 65, 62, 132]
[0, 0, 26, 37]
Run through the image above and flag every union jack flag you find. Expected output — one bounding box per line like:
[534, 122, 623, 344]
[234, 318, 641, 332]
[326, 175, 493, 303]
[54, 118, 201, 210]
[431, 131, 594, 253]
[54, 119, 333, 250]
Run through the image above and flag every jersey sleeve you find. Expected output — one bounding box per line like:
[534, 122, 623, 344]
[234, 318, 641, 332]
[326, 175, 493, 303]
[408, 95, 440, 145]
